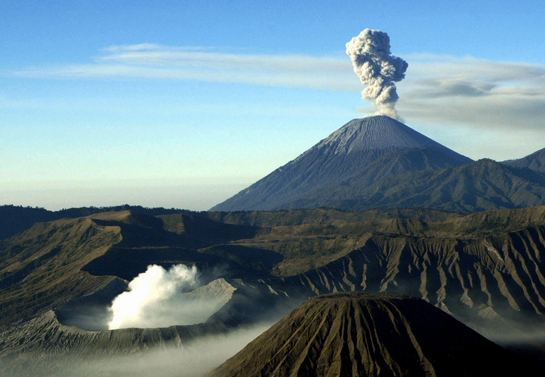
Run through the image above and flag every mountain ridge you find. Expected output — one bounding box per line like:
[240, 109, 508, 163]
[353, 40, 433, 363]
[4, 206, 545, 371]
[289, 158, 545, 212]
[503, 147, 545, 174]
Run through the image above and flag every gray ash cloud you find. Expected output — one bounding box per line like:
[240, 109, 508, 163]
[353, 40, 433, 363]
[346, 28, 408, 119]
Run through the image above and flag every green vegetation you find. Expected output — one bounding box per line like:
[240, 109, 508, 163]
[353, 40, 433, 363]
[202, 207, 461, 227]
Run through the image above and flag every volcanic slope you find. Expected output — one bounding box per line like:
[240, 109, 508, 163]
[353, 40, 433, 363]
[209, 292, 544, 377]
[503, 147, 545, 174]
[211, 116, 472, 211]
[6, 206, 545, 366]
[254, 206, 545, 338]
[0, 204, 185, 241]
[291, 158, 545, 212]
[0, 215, 122, 327]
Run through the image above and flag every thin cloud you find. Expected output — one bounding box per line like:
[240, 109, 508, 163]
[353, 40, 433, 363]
[398, 95, 545, 130]
[409, 79, 497, 98]
[99, 44, 349, 72]
[395, 54, 545, 137]
[14, 44, 358, 91]
[10, 45, 545, 134]
[405, 53, 545, 83]
[404, 54, 545, 97]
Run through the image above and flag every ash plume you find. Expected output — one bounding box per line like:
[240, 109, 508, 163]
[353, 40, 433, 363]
[346, 28, 408, 119]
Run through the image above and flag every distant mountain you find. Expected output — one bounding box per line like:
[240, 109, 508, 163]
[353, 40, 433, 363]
[0, 206, 56, 241]
[210, 293, 543, 377]
[212, 116, 545, 213]
[211, 116, 472, 211]
[308, 115, 468, 156]
[291, 158, 545, 213]
[0, 204, 184, 241]
[502, 147, 545, 174]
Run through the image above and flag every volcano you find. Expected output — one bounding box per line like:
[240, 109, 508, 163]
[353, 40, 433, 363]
[211, 116, 472, 211]
[209, 292, 544, 377]
[212, 116, 545, 213]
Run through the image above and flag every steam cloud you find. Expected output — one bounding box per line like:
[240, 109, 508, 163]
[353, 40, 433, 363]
[108, 264, 223, 329]
[346, 28, 408, 119]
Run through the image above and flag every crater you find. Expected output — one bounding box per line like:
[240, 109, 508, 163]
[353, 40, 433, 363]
[55, 277, 127, 331]
[54, 277, 237, 331]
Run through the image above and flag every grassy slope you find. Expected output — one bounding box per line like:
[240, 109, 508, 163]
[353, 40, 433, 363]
[202, 207, 461, 227]
[0, 204, 184, 241]
[235, 206, 545, 276]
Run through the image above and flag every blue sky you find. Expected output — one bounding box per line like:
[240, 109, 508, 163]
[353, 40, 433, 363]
[1, 1, 544, 210]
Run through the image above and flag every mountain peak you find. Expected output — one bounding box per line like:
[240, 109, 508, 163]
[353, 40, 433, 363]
[210, 292, 541, 377]
[314, 115, 453, 155]
[211, 116, 473, 212]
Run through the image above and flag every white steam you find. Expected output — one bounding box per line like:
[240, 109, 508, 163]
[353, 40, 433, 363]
[346, 28, 408, 119]
[108, 264, 224, 329]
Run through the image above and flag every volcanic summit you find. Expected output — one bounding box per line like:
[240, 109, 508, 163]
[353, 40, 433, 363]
[210, 292, 544, 377]
[212, 116, 472, 211]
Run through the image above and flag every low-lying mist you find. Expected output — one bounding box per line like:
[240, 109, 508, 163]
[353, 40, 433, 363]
[7, 322, 273, 377]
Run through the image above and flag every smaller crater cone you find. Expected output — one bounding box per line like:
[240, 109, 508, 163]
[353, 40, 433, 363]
[209, 292, 543, 377]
